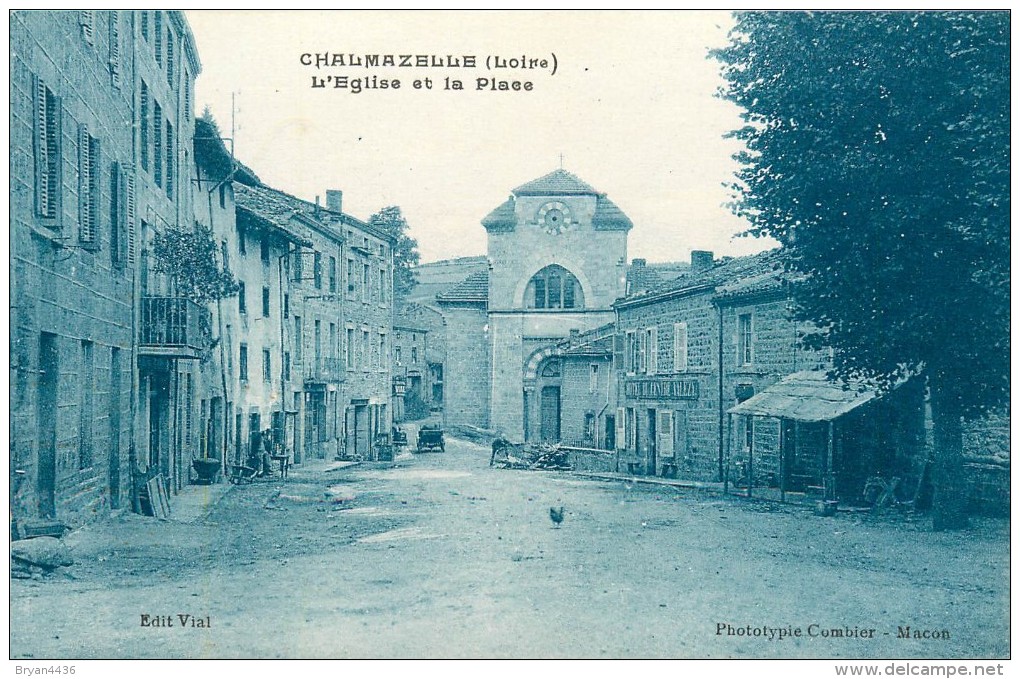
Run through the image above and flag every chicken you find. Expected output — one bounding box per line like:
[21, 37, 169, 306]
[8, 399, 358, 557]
[549, 506, 565, 528]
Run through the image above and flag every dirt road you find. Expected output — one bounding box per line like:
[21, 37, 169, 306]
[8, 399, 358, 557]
[9, 436, 1009, 659]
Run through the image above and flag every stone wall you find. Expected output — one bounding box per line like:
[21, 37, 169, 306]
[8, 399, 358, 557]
[441, 304, 490, 429]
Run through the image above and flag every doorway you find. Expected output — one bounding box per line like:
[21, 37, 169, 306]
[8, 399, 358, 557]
[108, 347, 122, 509]
[540, 386, 561, 442]
[646, 408, 657, 475]
[604, 414, 615, 451]
[37, 333, 58, 519]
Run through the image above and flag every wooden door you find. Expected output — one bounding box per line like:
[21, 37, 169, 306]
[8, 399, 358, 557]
[540, 386, 561, 442]
[37, 333, 58, 518]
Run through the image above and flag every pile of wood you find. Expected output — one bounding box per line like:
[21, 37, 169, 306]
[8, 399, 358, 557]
[11, 536, 73, 579]
[493, 443, 572, 471]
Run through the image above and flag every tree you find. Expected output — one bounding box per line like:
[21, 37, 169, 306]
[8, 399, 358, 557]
[713, 11, 1009, 529]
[152, 224, 239, 305]
[369, 206, 420, 299]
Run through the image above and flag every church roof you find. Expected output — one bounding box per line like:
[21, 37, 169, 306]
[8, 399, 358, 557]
[436, 270, 489, 304]
[481, 198, 516, 231]
[592, 195, 633, 231]
[512, 169, 598, 196]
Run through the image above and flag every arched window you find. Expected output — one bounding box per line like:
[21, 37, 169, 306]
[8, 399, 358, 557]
[525, 265, 584, 310]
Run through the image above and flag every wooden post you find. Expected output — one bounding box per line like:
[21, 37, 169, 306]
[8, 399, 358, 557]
[826, 420, 835, 501]
[778, 417, 786, 503]
[724, 413, 731, 494]
[747, 416, 753, 499]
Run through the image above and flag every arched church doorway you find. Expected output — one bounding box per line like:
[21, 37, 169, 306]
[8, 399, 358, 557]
[538, 358, 562, 442]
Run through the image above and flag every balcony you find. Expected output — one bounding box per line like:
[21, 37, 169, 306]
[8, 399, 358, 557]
[139, 297, 208, 360]
[304, 356, 344, 385]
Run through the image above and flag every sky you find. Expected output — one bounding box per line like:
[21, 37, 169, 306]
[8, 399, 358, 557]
[186, 10, 777, 264]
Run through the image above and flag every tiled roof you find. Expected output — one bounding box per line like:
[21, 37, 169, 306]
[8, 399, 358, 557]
[436, 270, 489, 304]
[560, 323, 616, 357]
[626, 264, 663, 295]
[591, 195, 633, 231]
[481, 198, 516, 231]
[618, 249, 786, 308]
[512, 169, 598, 196]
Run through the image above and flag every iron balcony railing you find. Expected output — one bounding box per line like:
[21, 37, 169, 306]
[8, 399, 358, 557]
[304, 356, 344, 383]
[139, 296, 207, 358]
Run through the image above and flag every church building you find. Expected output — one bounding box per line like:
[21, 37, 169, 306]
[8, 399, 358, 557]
[438, 169, 632, 441]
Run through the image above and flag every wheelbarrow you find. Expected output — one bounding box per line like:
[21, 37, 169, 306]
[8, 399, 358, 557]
[227, 464, 259, 485]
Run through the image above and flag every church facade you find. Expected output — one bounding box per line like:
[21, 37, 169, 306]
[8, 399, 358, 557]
[438, 169, 632, 441]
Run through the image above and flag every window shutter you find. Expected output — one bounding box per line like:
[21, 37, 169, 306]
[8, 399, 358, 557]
[108, 12, 121, 88]
[33, 77, 49, 219]
[79, 10, 94, 46]
[648, 327, 658, 374]
[613, 332, 624, 371]
[166, 30, 175, 86]
[657, 410, 674, 458]
[673, 322, 688, 372]
[674, 410, 688, 459]
[615, 408, 627, 451]
[77, 124, 94, 244]
[123, 164, 136, 265]
[638, 330, 647, 374]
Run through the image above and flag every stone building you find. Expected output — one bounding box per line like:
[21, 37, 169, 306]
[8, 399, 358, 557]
[10, 10, 200, 525]
[224, 184, 395, 462]
[439, 169, 633, 440]
[393, 302, 446, 414]
[192, 120, 309, 471]
[391, 322, 428, 421]
[613, 249, 936, 508]
[613, 251, 798, 479]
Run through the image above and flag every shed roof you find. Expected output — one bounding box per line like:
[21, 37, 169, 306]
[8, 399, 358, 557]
[727, 370, 879, 423]
[436, 270, 489, 304]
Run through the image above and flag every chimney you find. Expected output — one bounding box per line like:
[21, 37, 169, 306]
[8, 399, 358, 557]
[326, 189, 343, 213]
[691, 250, 714, 273]
[632, 258, 646, 268]
[314, 195, 321, 217]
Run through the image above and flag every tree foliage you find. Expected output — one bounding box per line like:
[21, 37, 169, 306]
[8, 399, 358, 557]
[152, 224, 239, 304]
[714, 11, 1009, 528]
[369, 205, 421, 299]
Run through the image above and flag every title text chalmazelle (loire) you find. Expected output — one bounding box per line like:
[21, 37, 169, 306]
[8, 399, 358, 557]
[299, 52, 558, 94]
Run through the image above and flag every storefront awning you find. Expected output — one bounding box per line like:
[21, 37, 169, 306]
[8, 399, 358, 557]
[727, 370, 879, 423]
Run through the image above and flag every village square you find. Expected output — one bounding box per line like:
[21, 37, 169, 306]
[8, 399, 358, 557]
[8, 11, 1009, 662]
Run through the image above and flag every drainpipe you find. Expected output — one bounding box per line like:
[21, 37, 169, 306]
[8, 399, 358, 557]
[278, 249, 287, 459]
[717, 303, 725, 482]
[128, 10, 140, 513]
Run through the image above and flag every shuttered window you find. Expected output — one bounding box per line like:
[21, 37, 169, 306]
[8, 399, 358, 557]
[123, 165, 136, 265]
[33, 77, 61, 223]
[165, 121, 174, 198]
[738, 313, 753, 366]
[637, 330, 647, 374]
[108, 12, 121, 88]
[673, 322, 688, 373]
[166, 28, 175, 86]
[139, 81, 149, 172]
[154, 12, 163, 67]
[646, 327, 658, 374]
[79, 10, 94, 46]
[657, 410, 674, 458]
[615, 407, 627, 451]
[153, 104, 162, 186]
[77, 124, 100, 246]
